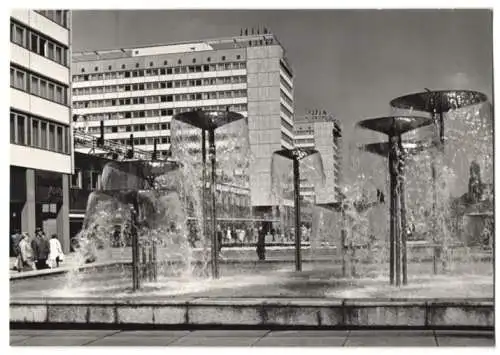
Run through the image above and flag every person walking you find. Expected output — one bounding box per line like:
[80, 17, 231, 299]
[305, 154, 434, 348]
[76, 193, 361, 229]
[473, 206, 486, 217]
[256, 225, 266, 261]
[48, 234, 65, 268]
[216, 224, 224, 259]
[15, 233, 35, 272]
[31, 228, 50, 270]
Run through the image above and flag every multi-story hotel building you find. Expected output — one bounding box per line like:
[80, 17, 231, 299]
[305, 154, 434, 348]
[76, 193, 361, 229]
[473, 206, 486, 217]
[10, 10, 73, 254]
[71, 31, 294, 218]
[294, 110, 342, 204]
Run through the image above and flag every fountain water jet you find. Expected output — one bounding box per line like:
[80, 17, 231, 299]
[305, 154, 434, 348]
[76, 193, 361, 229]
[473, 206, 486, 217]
[271, 148, 325, 272]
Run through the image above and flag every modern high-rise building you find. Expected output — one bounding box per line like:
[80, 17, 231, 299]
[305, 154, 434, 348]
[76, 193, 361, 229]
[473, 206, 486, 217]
[71, 31, 294, 217]
[294, 110, 342, 204]
[10, 10, 73, 253]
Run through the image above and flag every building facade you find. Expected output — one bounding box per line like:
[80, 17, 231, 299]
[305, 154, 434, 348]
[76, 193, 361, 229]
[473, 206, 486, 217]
[294, 110, 342, 204]
[10, 10, 73, 254]
[71, 32, 294, 218]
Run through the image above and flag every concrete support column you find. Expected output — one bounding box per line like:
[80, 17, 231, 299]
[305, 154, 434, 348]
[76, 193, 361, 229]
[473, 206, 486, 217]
[57, 174, 70, 253]
[21, 168, 36, 238]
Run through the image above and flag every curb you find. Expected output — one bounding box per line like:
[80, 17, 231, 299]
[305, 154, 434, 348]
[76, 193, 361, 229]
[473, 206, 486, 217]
[10, 297, 494, 329]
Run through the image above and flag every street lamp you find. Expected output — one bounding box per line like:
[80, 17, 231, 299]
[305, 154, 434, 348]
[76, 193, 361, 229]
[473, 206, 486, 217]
[173, 110, 245, 279]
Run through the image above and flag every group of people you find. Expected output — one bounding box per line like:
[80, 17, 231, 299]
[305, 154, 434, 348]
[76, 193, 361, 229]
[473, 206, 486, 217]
[11, 227, 65, 272]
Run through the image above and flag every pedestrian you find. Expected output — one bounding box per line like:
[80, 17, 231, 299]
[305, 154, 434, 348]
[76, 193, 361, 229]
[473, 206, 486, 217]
[256, 225, 266, 260]
[216, 224, 224, 258]
[15, 233, 35, 272]
[31, 228, 50, 270]
[48, 234, 65, 268]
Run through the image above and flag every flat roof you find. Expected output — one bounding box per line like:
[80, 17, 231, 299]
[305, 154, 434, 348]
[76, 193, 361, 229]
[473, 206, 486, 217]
[72, 33, 292, 71]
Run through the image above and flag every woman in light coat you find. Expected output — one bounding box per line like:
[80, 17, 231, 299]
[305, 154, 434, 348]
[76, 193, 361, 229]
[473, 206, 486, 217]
[48, 234, 64, 268]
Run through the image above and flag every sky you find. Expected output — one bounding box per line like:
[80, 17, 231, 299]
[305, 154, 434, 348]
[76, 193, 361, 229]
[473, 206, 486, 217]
[72, 9, 493, 195]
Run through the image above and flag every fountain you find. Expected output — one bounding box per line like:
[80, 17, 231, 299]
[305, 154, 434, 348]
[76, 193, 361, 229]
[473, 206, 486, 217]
[172, 110, 246, 279]
[357, 115, 434, 286]
[79, 156, 182, 291]
[389, 90, 490, 274]
[271, 148, 325, 271]
[9, 95, 493, 329]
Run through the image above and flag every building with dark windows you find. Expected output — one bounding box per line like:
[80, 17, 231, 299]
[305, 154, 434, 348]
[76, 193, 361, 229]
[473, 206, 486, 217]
[71, 31, 294, 221]
[294, 110, 342, 204]
[10, 10, 72, 254]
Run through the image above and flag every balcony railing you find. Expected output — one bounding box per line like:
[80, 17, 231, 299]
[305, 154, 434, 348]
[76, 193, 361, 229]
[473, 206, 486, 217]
[73, 129, 153, 160]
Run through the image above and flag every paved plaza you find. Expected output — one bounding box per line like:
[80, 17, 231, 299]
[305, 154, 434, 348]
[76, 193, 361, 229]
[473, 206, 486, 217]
[10, 329, 494, 347]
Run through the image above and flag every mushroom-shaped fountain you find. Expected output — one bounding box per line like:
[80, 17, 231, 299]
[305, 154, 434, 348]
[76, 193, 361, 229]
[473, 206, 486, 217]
[172, 110, 245, 279]
[272, 148, 324, 272]
[357, 115, 433, 286]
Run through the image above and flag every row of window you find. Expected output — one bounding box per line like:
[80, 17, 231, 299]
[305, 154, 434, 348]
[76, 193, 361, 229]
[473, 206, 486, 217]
[35, 10, 70, 28]
[73, 62, 246, 81]
[73, 89, 248, 109]
[73, 75, 247, 96]
[10, 65, 69, 105]
[86, 122, 171, 135]
[280, 103, 293, 120]
[296, 129, 314, 135]
[281, 132, 294, 146]
[280, 60, 293, 80]
[111, 136, 172, 146]
[281, 117, 294, 134]
[71, 169, 100, 190]
[280, 75, 293, 93]
[10, 110, 71, 154]
[74, 104, 248, 122]
[10, 21, 69, 67]
[280, 89, 293, 108]
[295, 138, 315, 145]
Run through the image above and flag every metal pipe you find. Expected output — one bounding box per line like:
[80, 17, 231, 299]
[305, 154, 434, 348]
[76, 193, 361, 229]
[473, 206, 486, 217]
[131, 199, 140, 291]
[341, 205, 346, 277]
[432, 159, 438, 275]
[152, 240, 158, 282]
[201, 129, 207, 257]
[141, 243, 147, 279]
[209, 129, 219, 279]
[389, 138, 396, 285]
[394, 136, 401, 287]
[293, 157, 302, 272]
[148, 244, 153, 281]
[399, 141, 408, 286]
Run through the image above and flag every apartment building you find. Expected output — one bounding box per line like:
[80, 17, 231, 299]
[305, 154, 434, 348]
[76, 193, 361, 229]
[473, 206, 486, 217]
[10, 10, 73, 253]
[71, 31, 294, 218]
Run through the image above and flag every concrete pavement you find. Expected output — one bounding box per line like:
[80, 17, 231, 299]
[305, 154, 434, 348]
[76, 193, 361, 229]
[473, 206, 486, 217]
[10, 329, 494, 346]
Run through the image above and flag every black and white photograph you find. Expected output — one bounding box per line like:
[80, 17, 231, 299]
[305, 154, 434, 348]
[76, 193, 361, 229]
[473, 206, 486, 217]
[7, 4, 494, 348]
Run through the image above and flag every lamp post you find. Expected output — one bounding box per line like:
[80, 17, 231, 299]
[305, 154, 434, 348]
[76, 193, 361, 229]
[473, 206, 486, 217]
[272, 148, 322, 272]
[390, 90, 488, 274]
[173, 110, 245, 279]
[358, 116, 433, 286]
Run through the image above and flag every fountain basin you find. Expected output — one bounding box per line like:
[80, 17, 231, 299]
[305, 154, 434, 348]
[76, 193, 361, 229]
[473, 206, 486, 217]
[10, 296, 493, 329]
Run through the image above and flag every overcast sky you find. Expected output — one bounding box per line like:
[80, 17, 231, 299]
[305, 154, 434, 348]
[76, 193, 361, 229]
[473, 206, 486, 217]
[72, 9, 493, 195]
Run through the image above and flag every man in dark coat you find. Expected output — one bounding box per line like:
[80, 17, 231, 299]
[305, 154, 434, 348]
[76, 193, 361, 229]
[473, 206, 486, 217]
[31, 228, 50, 270]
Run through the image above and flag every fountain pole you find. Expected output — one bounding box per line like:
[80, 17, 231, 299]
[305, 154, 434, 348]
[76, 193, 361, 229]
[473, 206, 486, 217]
[358, 115, 434, 286]
[390, 90, 488, 277]
[131, 199, 140, 291]
[201, 129, 207, 253]
[388, 135, 400, 286]
[341, 203, 347, 277]
[208, 128, 219, 279]
[293, 157, 302, 272]
[399, 140, 408, 285]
